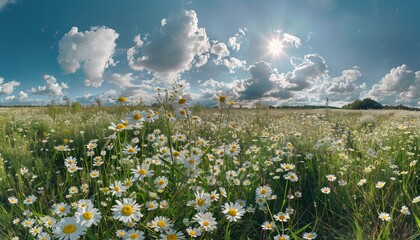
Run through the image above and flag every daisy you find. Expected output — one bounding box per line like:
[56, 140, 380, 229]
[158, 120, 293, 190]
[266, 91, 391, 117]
[320, 187, 331, 194]
[8, 196, 18, 204]
[274, 234, 290, 240]
[110, 181, 127, 197]
[284, 172, 299, 182]
[24, 195, 37, 205]
[54, 203, 71, 217]
[255, 185, 272, 198]
[149, 216, 173, 232]
[29, 226, 42, 236]
[75, 205, 102, 227]
[38, 232, 51, 240]
[376, 181, 385, 189]
[123, 144, 140, 155]
[190, 190, 211, 212]
[64, 157, 77, 167]
[90, 170, 100, 178]
[261, 221, 275, 230]
[22, 218, 35, 228]
[146, 200, 159, 211]
[172, 94, 191, 109]
[326, 174, 337, 182]
[274, 212, 289, 222]
[302, 232, 317, 239]
[159, 200, 169, 209]
[124, 229, 145, 240]
[193, 212, 217, 232]
[53, 217, 87, 240]
[186, 227, 202, 238]
[154, 176, 169, 189]
[412, 196, 420, 203]
[221, 202, 245, 222]
[111, 198, 143, 223]
[214, 92, 230, 108]
[400, 205, 411, 215]
[378, 212, 391, 221]
[175, 107, 190, 119]
[20, 167, 29, 175]
[159, 229, 186, 240]
[131, 163, 154, 181]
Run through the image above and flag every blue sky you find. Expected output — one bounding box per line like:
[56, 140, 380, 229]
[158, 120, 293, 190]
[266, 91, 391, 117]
[0, 0, 419, 106]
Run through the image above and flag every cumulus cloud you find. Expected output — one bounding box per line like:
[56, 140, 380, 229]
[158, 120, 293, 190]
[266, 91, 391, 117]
[18, 91, 28, 100]
[29, 75, 68, 96]
[273, 30, 302, 48]
[228, 28, 247, 51]
[199, 78, 245, 101]
[127, 10, 211, 82]
[107, 72, 156, 102]
[285, 54, 327, 91]
[223, 57, 246, 73]
[58, 26, 119, 87]
[210, 42, 230, 61]
[0, 0, 16, 11]
[0, 77, 20, 95]
[239, 62, 292, 100]
[366, 64, 420, 105]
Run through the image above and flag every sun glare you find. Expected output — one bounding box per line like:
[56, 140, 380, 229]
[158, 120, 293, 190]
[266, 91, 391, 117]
[268, 39, 283, 56]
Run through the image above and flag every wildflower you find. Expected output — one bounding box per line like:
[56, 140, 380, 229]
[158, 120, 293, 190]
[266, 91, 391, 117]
[160, 200, 169, 209]
[284, 172, 299, 182]
[190, 190, 211, 212]
[400, 205, 411, 215]
[274, 234, 290, 240]
[146, 200, 159, 211]
[376, 181, 385, 189]
[68, 186, 79, 195]
[261, 221, 275, 230]
[24, 195, 37, 205]
[193, 212, 217, 232]
[110, 181, 127, 197]
[20, 167, 29, 175]
[172, 94, 191, 109]
[75, 205, 102, 227]
[358, 179, 367, 186]
[175, 107, 190, 119]
[326, 174, 337, 182]
[412, 196, 420, 203]
[149, 216, 173, 232]
[214, 92, 230, 108]
[29, 226, 42, 236]
[38, 232, 51, 240]
[52, 217, 87, 240]
[320, 187, 331, 194]
[255, 185, 272, 198]
[159, 229, 186, 240]
[378, 212, 391, 221]
[154, 176, 169, 189]
[280, 163, 295, 171]
[109, 122, 127, 132]
[123, 144, 140, 155]
[274, 212, 289, 222]
[141, 110, 157, 123]
[186, 227, 202, 238]
[55, 145, 70, 152]
[90, 170, 100, 178]
[221, 202, 245, 222]
[54, 203, 71, 217]
[8, 196, 18, 204]
[131, 164, 154, 180]
[123, 229, 145, 240]
[22, 218, 35, 228]
[302, 232, 317, 239]
[111, 198, 143, 223]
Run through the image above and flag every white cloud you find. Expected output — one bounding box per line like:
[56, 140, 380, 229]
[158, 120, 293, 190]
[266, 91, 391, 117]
[228, 28, 247, 51]
[199, 78, 245, 100]
[108, 73, 138, 89]
[5, 95, 15, 101]
[285, 54, 328, 91]
[127, 10, 211, 83]
[0, 0, 16, 11]
[58, 26, 119, 87]
[29, 75, 68, 96]
[366, 64, 420, 105]
[18, 91, 28, 100]
[223, 57, 246, 73]
[0, 77, 20, 95]
[210, 42, 230, 61]
[282, 33, 302, 48]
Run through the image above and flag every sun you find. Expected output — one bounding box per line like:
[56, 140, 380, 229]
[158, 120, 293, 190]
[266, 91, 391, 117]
[268, 39, 283, 56]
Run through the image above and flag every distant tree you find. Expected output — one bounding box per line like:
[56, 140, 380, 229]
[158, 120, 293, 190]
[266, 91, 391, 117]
[62, 96, 70, 106]
[342, 98, 382, 110]
[95, 98, 102, 107]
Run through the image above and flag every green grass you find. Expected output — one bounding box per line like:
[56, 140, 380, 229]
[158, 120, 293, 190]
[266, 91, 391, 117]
[0, 101, 419, 239]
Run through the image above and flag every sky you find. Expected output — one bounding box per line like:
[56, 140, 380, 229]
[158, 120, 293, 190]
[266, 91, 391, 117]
[0, 0, 419, 107]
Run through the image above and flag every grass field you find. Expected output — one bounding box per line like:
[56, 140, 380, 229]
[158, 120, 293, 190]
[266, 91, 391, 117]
[0, 95, 419, 239]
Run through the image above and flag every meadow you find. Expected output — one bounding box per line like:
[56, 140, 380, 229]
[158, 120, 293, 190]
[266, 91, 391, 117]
[0, 89, 419, 240]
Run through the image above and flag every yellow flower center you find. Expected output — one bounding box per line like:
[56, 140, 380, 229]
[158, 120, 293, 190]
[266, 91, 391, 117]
[189, 230, 196, 235]
[178, 98, 186, 104]
[118, 96, 127, 102]
[128, 148, 135, 153]
[139, 169, 147, 175]
[147, 113, 152, 119]
[114, 186, 120, 191]
[158, 179, 165, 185]
[279, 215, 286, 221]
[203, 221, 209, 226]
[179, 109, 186, 115]
[197, 198, 205, 206]
[261, 189, 267, 194]
[83, 212, 93, 220]
[219, 96, 226, 103]
[173, 151, 180, 157]
[133, 113, 141, 120]
[157, 220, 166, 227]
[130, 233, 138, 239]
[63, 224, 77, 234]
[189, 159, 195, 165]
[116, 124, 126, 130]
[307, 234, 312, 238]
[167, 234, 178, 240]
[228, 209, 237, 216]
[266, 223, 272, 228]
[122, 205, 134, 216]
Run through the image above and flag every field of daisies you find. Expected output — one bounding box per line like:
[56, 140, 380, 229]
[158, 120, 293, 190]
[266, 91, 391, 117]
[0, 87, 419, 240]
